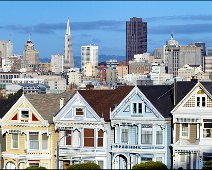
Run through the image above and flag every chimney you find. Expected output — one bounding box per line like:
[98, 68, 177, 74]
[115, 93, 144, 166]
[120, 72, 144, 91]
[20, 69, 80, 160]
[60, 98, 64, 109]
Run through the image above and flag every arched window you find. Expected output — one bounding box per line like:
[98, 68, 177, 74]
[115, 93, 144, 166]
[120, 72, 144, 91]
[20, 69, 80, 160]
[98, 129, 104, 147]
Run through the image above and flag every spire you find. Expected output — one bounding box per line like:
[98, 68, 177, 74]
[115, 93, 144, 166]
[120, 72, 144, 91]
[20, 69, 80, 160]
[28, 33, 31, 41]
[66, 19, 70, 35]
[171, 32, 174, 39]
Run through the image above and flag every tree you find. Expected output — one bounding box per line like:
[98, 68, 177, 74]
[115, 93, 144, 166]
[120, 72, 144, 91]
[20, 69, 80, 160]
[26, 166, 47, 169]
[66, 162, 101, 169]
[203, 159, 212, 169]
[132, 161, 167, 170]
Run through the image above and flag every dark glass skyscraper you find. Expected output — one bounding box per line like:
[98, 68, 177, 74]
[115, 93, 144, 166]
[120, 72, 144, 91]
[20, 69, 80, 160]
[126, 17, 147, 64]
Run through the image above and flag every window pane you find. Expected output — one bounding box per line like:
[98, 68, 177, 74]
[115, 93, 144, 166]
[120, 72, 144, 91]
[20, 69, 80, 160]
[121, 129, 128, 143]
[197, 97, 200, 107]
[42, 134, 48, 150]
[133, 103, 137, 113]
[29, 132, 39, 150]
[66, 130, 71, 145]
[76, 108, 84, 115]
[156, 131, 163, 145]
[21, 111, 29, 118]
[98, 130, 104, 147]
[12, 134, 18, 148]
[138, 103, 142, 113]
[84, 129, 94, 137]
[202, 97, 206, 107]
[142, 130, 152, 144]
[84, 129, 94, 147]
[182, 123, 188, 137]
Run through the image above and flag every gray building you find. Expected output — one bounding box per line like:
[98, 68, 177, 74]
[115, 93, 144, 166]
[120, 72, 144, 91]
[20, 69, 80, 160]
[23, 39, 39, 70]
[167, 45, 202, 77]
[154, 35, 203, 77]
[126, 17, 147, 64]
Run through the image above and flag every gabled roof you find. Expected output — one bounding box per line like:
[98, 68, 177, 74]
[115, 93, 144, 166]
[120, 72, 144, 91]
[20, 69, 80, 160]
[24, 91, 75, 123]
[0, 94, 21, 118]
[138, 81, 196, 118]
[200, 82, 212, 96]
[79, 86, 134, 122]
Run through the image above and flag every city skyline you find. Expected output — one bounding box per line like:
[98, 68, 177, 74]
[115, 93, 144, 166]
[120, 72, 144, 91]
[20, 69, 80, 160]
[1, 1, 212, 60]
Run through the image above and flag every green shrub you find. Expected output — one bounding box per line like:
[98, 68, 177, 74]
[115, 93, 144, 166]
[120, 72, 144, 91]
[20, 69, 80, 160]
[132, 161, 167, 170]
[203, 159, 212, 169]
[26, 166, 47, 169]
[66, 162, 101, 169]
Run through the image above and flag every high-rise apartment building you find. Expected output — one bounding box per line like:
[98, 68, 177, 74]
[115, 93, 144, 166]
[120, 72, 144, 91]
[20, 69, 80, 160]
[0, 40, 13, 67]
[126, 17, 147, 64]
[81, 44, 98, 71]
[51, 54, 64, 74]
[23, 39, 39, 68]
[64, 19, 74, 70]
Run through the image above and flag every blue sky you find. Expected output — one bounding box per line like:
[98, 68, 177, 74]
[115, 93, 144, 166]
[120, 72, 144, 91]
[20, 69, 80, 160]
[1, 1, 212, 60]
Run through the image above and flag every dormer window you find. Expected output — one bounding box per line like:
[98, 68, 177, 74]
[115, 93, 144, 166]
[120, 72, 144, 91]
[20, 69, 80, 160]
[75, 108, 84, 116]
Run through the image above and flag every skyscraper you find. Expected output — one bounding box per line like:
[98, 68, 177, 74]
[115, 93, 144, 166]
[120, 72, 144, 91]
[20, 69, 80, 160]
[64, 19, 74, 70]
[23, 38, 39, 69]
[81, 44, 98, 70]
[0, 40, 13, 67]
[126, 17, 147, 64]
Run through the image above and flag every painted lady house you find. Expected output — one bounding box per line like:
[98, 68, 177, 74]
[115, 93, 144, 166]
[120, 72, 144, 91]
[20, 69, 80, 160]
[110, 86, 172, 169]
[0, 91, 74, 169]
[53, 86, 133, 169]
[172, 82, 212, 169]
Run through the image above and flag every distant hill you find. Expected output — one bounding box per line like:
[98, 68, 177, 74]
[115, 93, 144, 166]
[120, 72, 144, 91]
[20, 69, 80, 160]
[40, 55, 125, 68]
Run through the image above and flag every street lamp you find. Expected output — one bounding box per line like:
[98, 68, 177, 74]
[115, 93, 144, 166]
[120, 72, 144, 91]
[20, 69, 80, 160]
[56, 133, 72, 169]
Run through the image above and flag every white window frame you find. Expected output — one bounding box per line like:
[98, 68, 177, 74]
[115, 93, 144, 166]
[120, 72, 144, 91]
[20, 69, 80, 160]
[180, 123, 190, 139]
[156, 130, 163, 145]
[196, 94, 207, 107]
[11, 133, 19, 149]
[120, 127, 128, 144]
[28, 132, 39, 150]
[141, 128, 153, 145]
[132, 102, 143, 115]
[19, 108, 30, 122]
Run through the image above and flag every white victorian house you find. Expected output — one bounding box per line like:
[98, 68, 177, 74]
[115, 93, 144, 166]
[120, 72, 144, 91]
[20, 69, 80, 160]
[53, 87, 133, 169]
[110, 86, 173, 169]
[172, 82, 212, 169]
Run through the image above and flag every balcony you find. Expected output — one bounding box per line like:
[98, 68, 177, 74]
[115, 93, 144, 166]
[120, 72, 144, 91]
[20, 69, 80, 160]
[111, 144, 164, 150]
[59, 146, 106, 155]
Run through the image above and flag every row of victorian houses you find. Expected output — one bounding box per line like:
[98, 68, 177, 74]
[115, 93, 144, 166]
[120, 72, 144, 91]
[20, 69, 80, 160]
[0, 80, 212, 169]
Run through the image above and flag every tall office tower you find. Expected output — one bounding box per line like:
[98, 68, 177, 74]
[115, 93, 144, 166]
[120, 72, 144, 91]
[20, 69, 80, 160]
[64, 19, 74, 70]
[51, 54, 64, 74]
[126, 17, 147, 64]
[81, 44, 98, 71]
[23, 38, 39, 68]
[0, 40, 13, 67]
